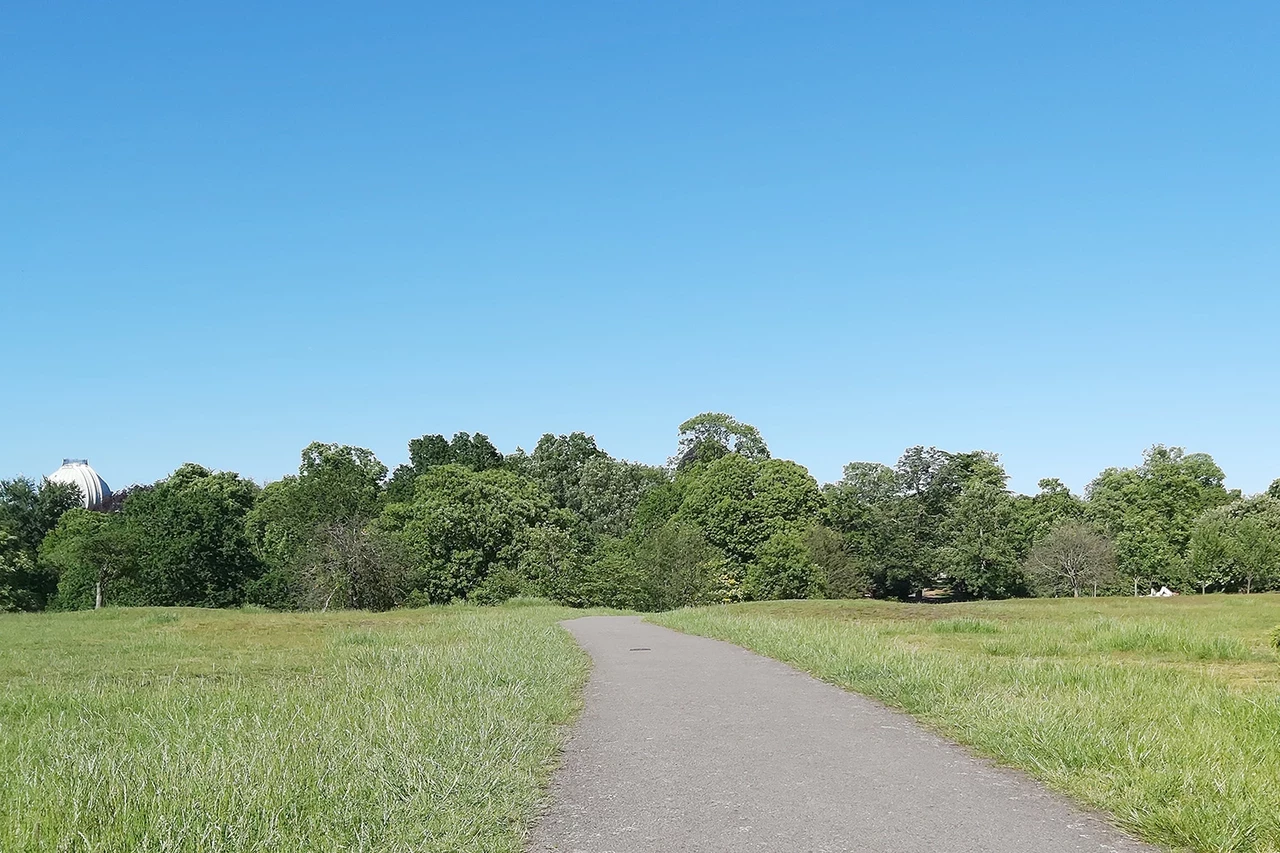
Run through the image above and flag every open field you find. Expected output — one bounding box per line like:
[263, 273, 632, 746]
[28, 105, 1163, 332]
[0, 602, 593, 853]
[652, 595, 1280, 853]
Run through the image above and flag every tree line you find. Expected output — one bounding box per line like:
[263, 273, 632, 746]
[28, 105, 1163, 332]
[3, 413, 1278, 613]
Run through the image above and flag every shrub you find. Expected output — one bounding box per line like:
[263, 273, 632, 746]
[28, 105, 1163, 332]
[632, 519, 724, 610]
[244, 567, 299, 610]
[804, 524, 870, 599]
[745, 529, 823, 601]
[468, 567, 532, 606]
[553, 543, 650, 610]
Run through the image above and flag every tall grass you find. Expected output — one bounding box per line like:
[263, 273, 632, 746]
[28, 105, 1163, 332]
[652, 595, 1280, 853]
[0, 604, 591, 853]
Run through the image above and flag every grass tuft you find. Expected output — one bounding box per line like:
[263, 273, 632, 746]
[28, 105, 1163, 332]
[931, 617, 1004, 634]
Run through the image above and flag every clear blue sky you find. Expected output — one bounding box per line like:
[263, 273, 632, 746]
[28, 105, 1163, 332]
[4, 1, 1278, 495]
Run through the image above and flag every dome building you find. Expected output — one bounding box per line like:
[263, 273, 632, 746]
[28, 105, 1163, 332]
[47, 459, 111, 509]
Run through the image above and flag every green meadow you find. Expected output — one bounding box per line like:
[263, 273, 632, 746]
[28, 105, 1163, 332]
[0, 603, 591, 853]
[652, 595, 1280, 853]
[5, 596, 1280, 853]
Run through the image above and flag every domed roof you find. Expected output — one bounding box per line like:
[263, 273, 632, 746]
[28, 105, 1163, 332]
[47, 459, 111, 509]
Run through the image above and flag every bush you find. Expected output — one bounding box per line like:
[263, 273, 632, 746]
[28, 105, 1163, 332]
[243, 567, 299, 610]
[468, 567, 533, 606]
[631, 520, 724, 610]
[1270, 625, 1280, 651]
[804, 524, 870, 599]
[745, 529, 823, 601]
[551, 543, 650, 610]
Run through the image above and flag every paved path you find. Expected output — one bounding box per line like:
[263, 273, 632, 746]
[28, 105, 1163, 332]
[528, 616, 1157, 853]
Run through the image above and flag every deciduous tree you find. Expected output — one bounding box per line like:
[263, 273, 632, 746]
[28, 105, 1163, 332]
[1024, 522, 1116, 597]
[671, 413, 769, 470]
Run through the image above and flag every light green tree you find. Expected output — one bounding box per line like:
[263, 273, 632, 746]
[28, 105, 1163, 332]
[1189, 496, 1280, 593]
[378, 465, 554, 603]
[1088, 446, 1236, 590]
[43, 510, 137, 610]
[676, 454, 824, 566]
[942, 478, 1023, 599]
[745, 529, 823, 600]
[670, 412, 769, 469]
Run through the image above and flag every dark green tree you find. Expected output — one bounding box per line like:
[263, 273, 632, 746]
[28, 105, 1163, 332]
[521, 432, 668, 537]
[0, 477, 84, 609]
[942, 478, 1023, 598]
[124, 464, 262, 607]
[745, 528, 823, 600]
[804, 523, 871, 599]
[1011, 478, 1087, 557]
[245, 443, 387, 582]
[0, 531, 34, 612]
[630, 519, 727, 610]
[386, 432, 503, 501]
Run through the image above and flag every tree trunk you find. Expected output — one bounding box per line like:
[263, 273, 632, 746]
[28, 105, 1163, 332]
[95, 581, 103, 610]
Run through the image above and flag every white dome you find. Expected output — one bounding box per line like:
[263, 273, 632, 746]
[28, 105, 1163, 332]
[47, 459, 111, 509]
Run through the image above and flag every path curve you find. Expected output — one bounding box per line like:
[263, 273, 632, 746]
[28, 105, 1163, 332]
[528, 615, 1157, 853]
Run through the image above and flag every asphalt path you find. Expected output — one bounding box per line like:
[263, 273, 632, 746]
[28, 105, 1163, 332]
[527, 615, 1157, 853]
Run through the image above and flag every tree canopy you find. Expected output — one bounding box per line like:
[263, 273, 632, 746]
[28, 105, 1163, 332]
[15, 417, 1276, 613]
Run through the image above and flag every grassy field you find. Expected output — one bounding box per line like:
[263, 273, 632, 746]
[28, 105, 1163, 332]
[0, 602, 593, 853]
[652, 595, 1280, 853]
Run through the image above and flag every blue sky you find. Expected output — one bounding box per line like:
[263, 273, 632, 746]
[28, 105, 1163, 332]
[3, 1, 1278, 495]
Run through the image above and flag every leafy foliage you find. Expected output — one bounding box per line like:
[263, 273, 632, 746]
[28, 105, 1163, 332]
[745, 529, 823, 600]
[17, 416, 1279, 614]
[124, 464, 263, 607]
[385, 431, 503, 501]
[44, 509, 137, 609]
[244, 442, 388, 604]
[671, 412, 769, 469]
[0, 476, 83, 609]
[1189, 496, 1280, 593]
[378, 465, 554, 603]
[1088, 446, 1236, 589]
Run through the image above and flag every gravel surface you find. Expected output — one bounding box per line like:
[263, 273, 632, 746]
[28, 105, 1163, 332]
[527, 615, 1158, 853]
